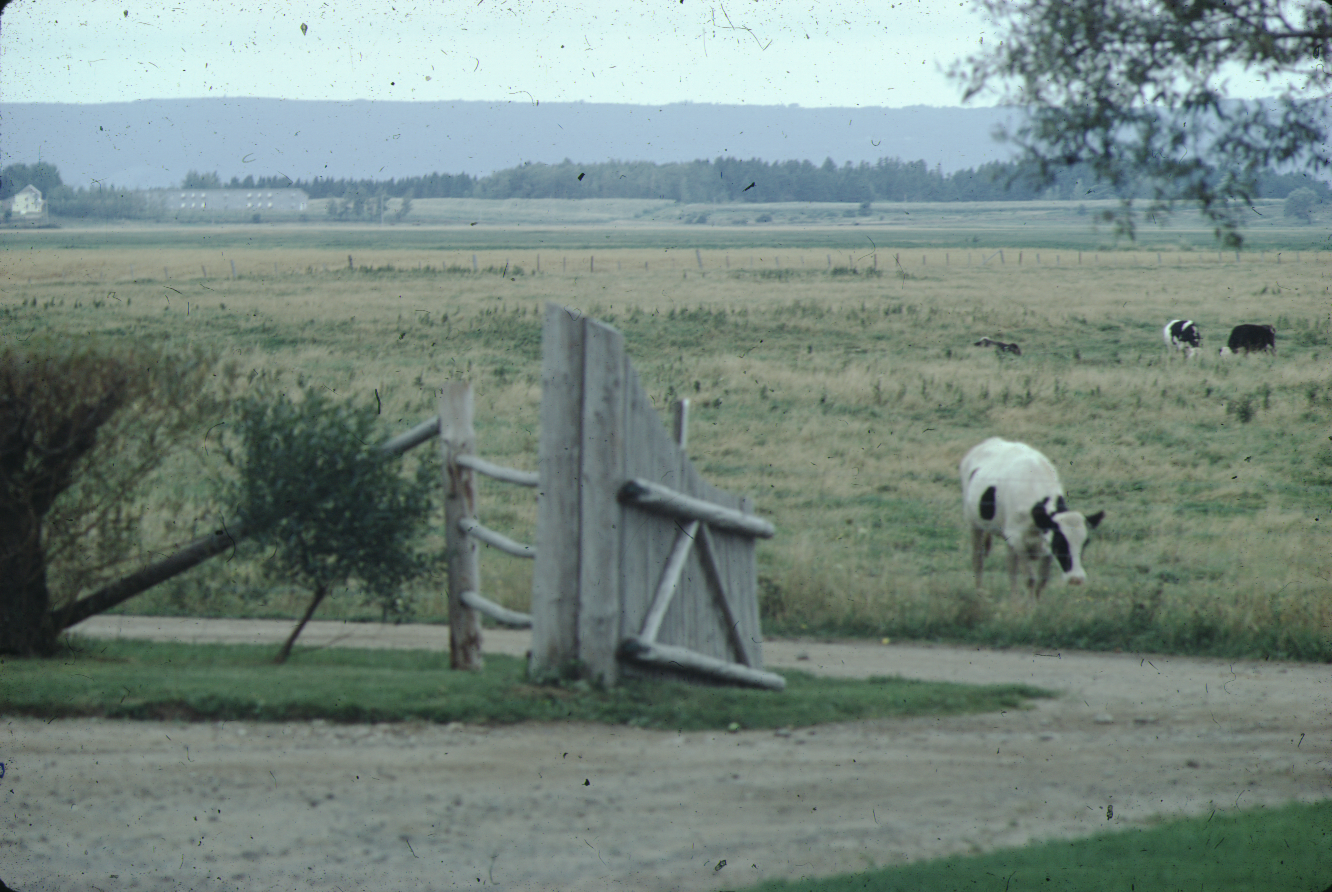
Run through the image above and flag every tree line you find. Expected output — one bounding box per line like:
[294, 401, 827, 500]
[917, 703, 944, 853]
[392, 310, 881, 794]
[199, 157, 1328, 205]
[4, 158, 1326, 224]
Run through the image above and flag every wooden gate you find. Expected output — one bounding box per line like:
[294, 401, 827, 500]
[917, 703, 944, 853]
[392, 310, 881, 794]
[530, 304, 782, 690]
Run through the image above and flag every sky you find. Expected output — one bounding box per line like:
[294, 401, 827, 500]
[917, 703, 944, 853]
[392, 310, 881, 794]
[0, 0, 991, 108]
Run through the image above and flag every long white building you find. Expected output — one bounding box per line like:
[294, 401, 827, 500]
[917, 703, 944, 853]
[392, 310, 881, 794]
[140, 188, 309, 214]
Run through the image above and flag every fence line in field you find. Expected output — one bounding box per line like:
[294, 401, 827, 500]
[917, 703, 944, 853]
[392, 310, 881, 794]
[14, 250, 1329, 285]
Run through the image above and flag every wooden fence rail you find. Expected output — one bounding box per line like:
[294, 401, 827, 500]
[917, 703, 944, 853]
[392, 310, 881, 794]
[619, 479, 776, 539]
[457, 517, 536, 559]
[456, 454, 539, 487]
[460, 590, 533, 628]
[438, 382, 537, 669]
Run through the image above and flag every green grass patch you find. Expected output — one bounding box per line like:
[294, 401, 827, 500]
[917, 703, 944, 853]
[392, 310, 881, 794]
[0, 637, 1050, 729]
[739, 799, 1332, 892]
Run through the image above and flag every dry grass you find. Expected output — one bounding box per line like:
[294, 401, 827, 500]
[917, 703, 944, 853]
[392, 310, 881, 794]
[3, 230, 1330, 656]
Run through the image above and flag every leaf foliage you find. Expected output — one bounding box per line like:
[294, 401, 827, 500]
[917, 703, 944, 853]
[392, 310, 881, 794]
[952, 0, 1332, 246]
[221, 387, 437, 618]
[1, 335, 232, 614]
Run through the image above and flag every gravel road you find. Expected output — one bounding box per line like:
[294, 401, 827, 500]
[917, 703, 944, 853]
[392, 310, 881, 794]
[2, 615, 1328, 891]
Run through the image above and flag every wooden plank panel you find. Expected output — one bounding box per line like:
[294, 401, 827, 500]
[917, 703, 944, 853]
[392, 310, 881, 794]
[696, 470, 758, 667]
[618, 362, 671, 643]
[677, 457, 732, 662]
[735, 494, 764, 669]
[656, 402, 693, 657]
[530, 304, 584, 680]
[577, 317, 627, 686]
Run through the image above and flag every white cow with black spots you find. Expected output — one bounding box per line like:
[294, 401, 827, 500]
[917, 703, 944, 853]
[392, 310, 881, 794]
[1163, 319, 1202, 357]
[960, 437, 1104, 599]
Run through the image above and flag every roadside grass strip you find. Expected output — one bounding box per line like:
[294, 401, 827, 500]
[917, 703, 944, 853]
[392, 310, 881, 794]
[1, 637, 1050, 729]
[740, 798, 1332, 892]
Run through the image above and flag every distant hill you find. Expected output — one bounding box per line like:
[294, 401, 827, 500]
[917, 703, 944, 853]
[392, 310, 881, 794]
[0, 98, 1019, 189]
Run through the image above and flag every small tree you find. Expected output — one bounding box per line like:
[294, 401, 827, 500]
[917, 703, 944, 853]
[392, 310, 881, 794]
[394, 193, 414, 222]
[0, 337, 232, 656]
[1284, 187, 1320, 223]
[222, 388, 437, 663]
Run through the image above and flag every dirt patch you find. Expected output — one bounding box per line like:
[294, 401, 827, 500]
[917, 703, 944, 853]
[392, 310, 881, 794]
[3, 616, 1329, 891]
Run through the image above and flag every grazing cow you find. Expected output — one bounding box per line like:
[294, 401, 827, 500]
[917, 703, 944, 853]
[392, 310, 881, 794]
[1163, 319, 1202, 357]
[974, 336, 1022, 356]
[1220, 323, 1276, 355]
[960, 437, 1104, 600]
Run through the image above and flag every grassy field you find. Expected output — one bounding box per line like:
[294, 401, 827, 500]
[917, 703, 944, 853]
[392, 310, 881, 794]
[16, 195, 1332, 254]
[739, 798, 1332, 892]
[0, 638, 1048, 728]
[2, 208, 1330, 659]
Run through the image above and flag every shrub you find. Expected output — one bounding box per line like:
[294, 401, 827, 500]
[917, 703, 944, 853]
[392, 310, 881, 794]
[220, 387, 439, 662]
[1283, 187, 1319, 224]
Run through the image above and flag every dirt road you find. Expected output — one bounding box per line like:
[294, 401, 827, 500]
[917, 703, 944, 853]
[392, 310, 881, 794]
[3, 616, 1329, 891]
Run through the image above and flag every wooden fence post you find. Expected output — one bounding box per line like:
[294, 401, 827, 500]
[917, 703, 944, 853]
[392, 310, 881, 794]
[440, 382, 484, 670]
[577, 318, 626, 686]
[673, 399, 689, 449]
[530, 305, 585, 680]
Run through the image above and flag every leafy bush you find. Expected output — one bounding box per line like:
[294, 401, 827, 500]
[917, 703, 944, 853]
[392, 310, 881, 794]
[1283, 187, 1319, 223]
[220, 387, 439, 662]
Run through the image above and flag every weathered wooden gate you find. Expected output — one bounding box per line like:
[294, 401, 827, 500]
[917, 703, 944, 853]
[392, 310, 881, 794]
[530, 304, 782, 690]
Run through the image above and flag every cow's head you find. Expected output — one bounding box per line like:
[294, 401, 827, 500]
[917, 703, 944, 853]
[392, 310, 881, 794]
[1032, 498, 1104, 585]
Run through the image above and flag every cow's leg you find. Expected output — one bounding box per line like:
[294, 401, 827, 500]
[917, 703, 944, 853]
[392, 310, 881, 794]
[1033, 554, 1052, 600]
[971, 528, 990, 593]
[1007, 547, 1022, 599]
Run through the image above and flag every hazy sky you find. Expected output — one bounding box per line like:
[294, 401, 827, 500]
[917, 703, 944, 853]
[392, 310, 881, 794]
[1, 0, 991, 108]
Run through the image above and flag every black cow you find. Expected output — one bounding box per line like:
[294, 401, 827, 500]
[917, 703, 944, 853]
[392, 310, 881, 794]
[1221, 324, 1276, 355]
[1163, 319, 1202, 357]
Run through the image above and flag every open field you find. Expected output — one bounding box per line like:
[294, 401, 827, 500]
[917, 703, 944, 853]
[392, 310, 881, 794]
[11, 194, 1332, 253]
[4, 616, 1330, 891]
[1, 215, 1330, 658]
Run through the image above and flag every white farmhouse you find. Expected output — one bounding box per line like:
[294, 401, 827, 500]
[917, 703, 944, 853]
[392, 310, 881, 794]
[9, 184, 45, 217]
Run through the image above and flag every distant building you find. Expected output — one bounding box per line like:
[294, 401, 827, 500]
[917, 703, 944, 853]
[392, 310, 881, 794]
[140, 188, 309, 215]
[7, 184, 47, 219]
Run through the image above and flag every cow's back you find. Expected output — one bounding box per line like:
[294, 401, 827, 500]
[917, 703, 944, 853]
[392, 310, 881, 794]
[961, 437, 1063, 533]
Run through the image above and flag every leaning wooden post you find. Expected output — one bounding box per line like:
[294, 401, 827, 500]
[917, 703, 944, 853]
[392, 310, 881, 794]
[576, 318, 627, 686]
[439, 382, 484, 670]
[531, 304, 586, 681]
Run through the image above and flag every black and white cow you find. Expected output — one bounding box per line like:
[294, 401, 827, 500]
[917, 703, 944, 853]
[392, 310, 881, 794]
[960, 437, 1104, 600]
[1163, 319, 1202, 357]
[1220, 323, 1276, 355]
[974, 336, 1022, 356]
